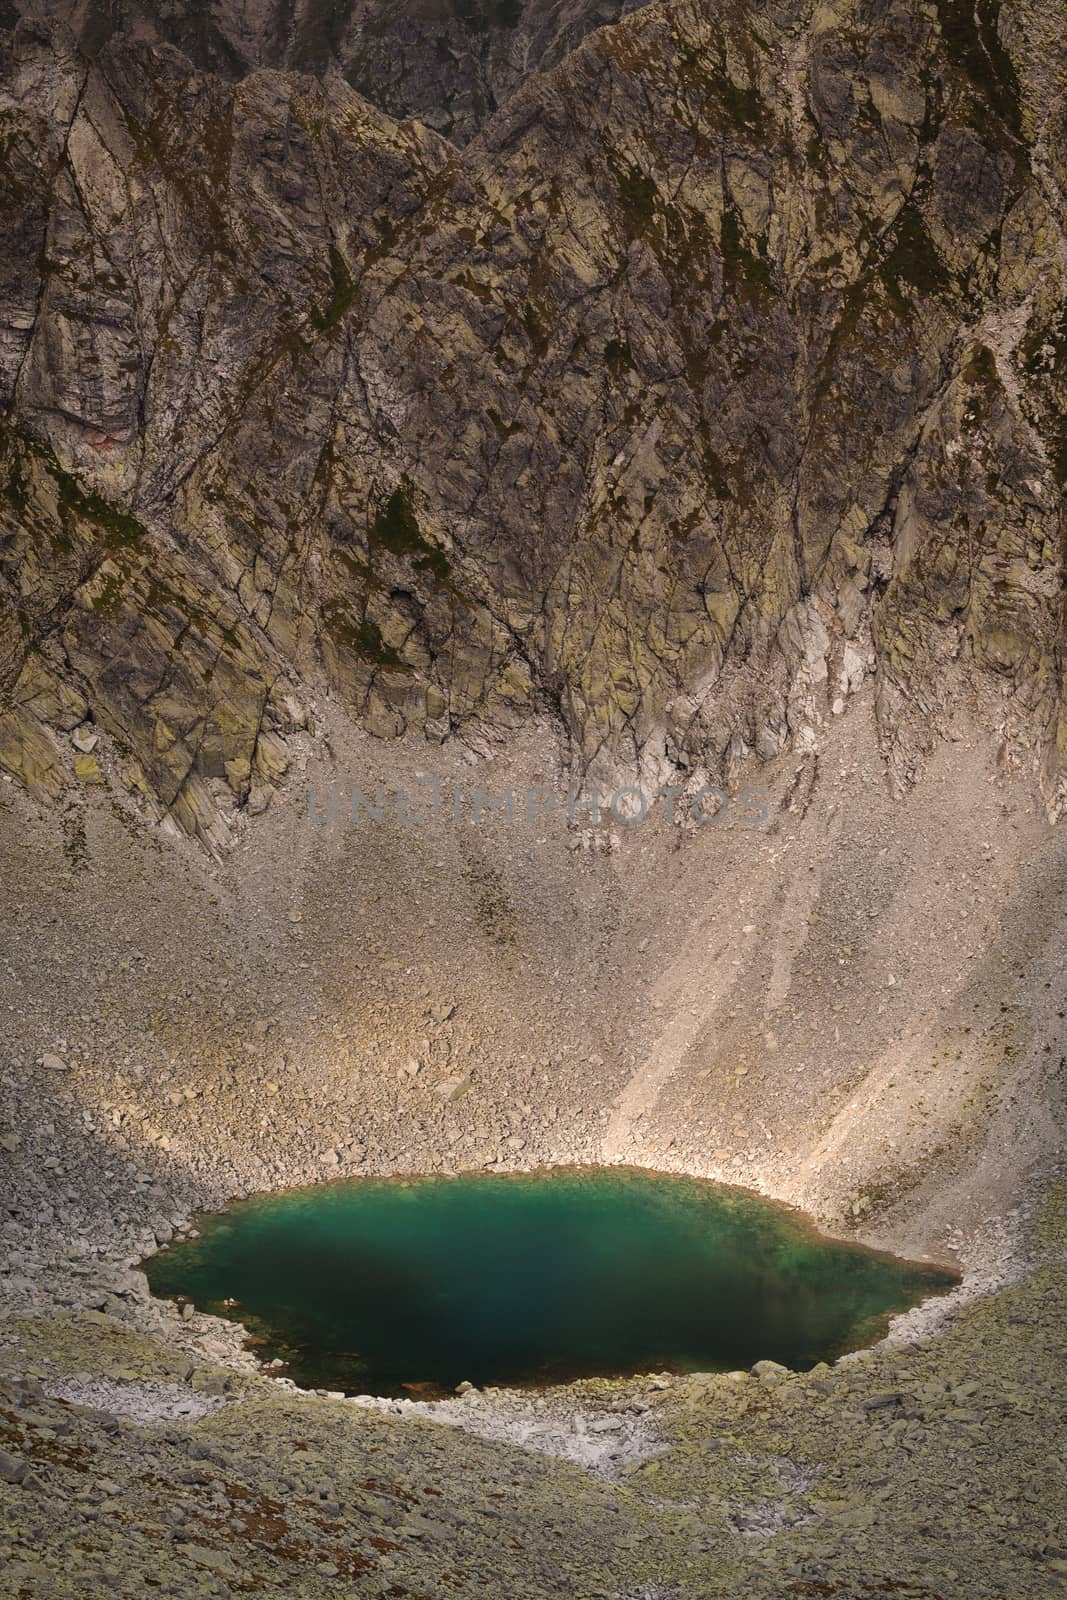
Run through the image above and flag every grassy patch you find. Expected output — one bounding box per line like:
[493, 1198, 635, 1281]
[961, 343, 999, 430]
[720, 208, 773, 300]
[464, 855, 518, 947]
[617, 165, 658, 239]
[605, 339, 634, 377]
[310, 245, 356, 333]
[90, 571, 128, 614]
[878, 202, 952, 316]
[324, 601, 410, 670]
[936, 0, 1023, 138]
[522, 304, 549, 358]
[370, 481, 422, 557]
[963, 344, 997, 388]
[715, 74, 764, 135]
[1021, 302, 1067, 377]
[290, 0, 358, 71]
[369, 480, 452, 586]
[1, 421, 147, 551]
[349, 619, 402, 669]
[56, 475, 146, 551]
[703, 447, 733, 502]
[674, 36, 766, 137]
[328, 609, 407, 670]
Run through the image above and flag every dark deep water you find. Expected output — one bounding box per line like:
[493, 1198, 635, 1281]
[145, 1168, 957, 1396]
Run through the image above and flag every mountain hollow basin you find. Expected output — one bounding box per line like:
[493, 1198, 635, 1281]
[144, 1168, 958, 1397]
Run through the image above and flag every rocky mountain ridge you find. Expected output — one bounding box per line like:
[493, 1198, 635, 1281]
[7, 0, 647, 141]
[0, 0, 1065, 858]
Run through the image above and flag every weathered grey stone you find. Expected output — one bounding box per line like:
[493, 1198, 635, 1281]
[0, 1448, 31, 1485]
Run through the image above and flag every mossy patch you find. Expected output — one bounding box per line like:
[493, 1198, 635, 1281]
[309, 244, 356, 333]
[617, 165, 658, 239]
[56, 474, 147, 552]
[878, 201, 952, 316]
[720, 207, 773, 300]
[369, 480, 452, 586]
[605, 339, 634, 377]
[936, 0, 1023, 139]
[325, 607, 407, 670]
[90, 570, 128, 615]
[1, 421, 147, 552]
[703, 447, 734, 502]
[960, 342, 1000, 431]
[521, 304, 549, 358]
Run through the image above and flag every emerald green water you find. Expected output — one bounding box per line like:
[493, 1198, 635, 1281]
[145, 1169, 955, 1396]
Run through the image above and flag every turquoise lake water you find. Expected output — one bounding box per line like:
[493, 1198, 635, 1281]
[144, 1168, 956, 1396]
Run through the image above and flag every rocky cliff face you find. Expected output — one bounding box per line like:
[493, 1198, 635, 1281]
[10, 0, 647, 141]
[0, 0, 1065, 852]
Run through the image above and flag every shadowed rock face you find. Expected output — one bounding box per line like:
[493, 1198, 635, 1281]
[0, 0, 1065, 849]
[10, 0, 649, 141]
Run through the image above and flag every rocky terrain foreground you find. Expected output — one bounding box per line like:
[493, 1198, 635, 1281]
[0, 703, 1064, 1597]
[1, 0, 1066, 1592]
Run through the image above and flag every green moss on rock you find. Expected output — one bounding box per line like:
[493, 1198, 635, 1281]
[617, 165, 658, 238]
[878, 201, 953, 315]
[936, 0, 1023, 138]
[721, 207, 774, 300]
[369, 480, 452, 586]
[310, 244, 357, 333]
